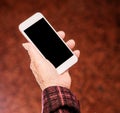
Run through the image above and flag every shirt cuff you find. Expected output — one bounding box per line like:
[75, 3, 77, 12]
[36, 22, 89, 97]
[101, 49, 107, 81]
[42, 86, 80, 113]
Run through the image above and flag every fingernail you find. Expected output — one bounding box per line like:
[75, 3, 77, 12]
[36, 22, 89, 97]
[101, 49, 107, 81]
[22, 43, 28, 50]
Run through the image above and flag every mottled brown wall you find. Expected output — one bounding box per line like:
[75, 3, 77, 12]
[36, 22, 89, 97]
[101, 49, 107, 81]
[0, 0, 120, 113]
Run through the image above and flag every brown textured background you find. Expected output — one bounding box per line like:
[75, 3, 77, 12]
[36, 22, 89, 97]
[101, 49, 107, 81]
[0, 0, 120, 113]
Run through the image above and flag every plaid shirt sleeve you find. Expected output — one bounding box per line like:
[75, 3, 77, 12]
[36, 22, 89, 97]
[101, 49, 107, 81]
[42, 86, 80, 113]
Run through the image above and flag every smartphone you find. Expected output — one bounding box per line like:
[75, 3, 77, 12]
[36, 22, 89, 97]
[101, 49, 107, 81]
[19, 12, 78, 74]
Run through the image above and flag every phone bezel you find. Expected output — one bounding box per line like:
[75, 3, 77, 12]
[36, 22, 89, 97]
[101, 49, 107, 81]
[19, 12, 78, 74]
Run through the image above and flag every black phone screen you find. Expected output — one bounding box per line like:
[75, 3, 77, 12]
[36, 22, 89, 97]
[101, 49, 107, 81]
[24, 18, 73, 68]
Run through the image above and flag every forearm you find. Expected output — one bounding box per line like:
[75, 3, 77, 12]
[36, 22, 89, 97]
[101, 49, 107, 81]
[42, 86, 80, 113]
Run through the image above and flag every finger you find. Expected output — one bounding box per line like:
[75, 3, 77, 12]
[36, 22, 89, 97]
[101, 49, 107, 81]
[66, 39, 75, 49]
[73, 50, 80, 58]
[57, 31, 65, 39]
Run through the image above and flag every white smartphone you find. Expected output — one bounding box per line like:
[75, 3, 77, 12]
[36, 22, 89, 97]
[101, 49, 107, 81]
[19, 12, 78, 74]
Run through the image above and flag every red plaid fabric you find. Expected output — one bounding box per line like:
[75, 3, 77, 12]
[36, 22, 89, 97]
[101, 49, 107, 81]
[42, 86, 80, 113]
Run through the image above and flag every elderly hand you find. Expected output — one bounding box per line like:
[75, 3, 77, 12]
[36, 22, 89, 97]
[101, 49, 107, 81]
[22, 31, 80, 90]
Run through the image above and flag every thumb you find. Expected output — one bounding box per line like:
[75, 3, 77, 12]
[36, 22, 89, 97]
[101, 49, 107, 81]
[22, 42, 29, 51]
[22, 42, 45, 63]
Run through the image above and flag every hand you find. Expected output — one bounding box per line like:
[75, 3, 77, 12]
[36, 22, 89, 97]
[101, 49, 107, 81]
[22, 31, 80, 90]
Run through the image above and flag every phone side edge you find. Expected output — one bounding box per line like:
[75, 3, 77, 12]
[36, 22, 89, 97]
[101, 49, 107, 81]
[56, 54, 78, 74]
